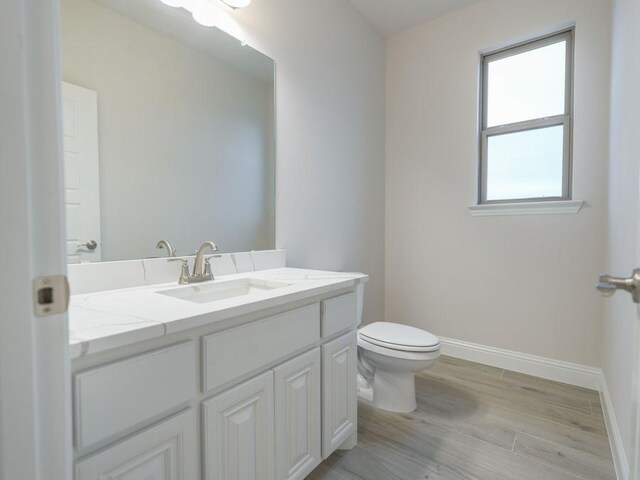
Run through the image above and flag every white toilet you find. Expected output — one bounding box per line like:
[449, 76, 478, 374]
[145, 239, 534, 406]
[357, 322, 440, 413]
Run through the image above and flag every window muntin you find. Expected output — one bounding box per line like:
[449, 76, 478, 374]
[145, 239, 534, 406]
[480, 30, 573, 204]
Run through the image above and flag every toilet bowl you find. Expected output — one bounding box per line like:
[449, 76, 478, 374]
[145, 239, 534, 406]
[357, 322, 440, 413]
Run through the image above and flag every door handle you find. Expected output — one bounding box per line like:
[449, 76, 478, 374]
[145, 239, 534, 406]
[596, 268, 640, 304]
[79, 240, 98, 251]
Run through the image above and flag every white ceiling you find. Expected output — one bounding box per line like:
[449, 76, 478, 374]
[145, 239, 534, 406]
[349, 0, 482, 36]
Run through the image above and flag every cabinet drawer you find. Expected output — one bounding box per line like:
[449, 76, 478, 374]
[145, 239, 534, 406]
[74, 342, 196, 450]
[203, 303, 320, 392]
[75, 409, 197, 480]
[321, 292, 357, 338]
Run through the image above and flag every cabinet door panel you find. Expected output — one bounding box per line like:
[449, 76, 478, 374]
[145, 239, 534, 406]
[274, 348, 321, 480]
[75, 409, 197, 480]
[321, 331, 357, 458]
[203, 371, 274, 480]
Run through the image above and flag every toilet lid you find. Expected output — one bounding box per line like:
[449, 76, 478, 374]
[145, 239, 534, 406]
[359, 322, 440, 352]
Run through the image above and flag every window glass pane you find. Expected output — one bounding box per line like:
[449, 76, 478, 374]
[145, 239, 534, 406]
[486, 125, 564, 201]
[486, 40, 566, 127]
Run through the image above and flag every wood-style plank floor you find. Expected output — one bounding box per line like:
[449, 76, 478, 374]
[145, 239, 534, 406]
[308, 356, 615, 480]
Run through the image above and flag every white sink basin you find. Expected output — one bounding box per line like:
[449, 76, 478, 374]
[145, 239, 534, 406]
[156, 278, 291, 304]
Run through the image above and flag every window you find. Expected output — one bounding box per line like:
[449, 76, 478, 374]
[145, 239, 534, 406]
[479, 30, 573, 204]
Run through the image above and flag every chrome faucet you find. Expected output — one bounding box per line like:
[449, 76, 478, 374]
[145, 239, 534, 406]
[168, 241, 219, 285]
[156, 239, 176, 257]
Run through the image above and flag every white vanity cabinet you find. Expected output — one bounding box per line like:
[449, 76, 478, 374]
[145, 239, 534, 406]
[274, 348, 321, 480]
[73, 342, 197, 451]
[203, 371, 275, 480]
[75, 409, 197, 480]
[321, 331, 358, 457]
[72, 283, 363, 480]
[202, 348, 324, 480]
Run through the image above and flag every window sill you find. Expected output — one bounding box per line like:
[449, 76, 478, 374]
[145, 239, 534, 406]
[467, 200, 584, 216]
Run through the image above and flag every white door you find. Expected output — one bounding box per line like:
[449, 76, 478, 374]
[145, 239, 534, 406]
[274, 348, 321, 480]
[62, 82, 102, 263]
[0, 0, 72, 479]
[600, 0, 640, 478]
[75, 409, 197, 480]
[202, 371, 275, 480]
[321, 331, 357, 459]
[630, 0, 640, 476]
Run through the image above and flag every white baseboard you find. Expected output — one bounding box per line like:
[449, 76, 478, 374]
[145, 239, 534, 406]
[600, 376, 630, 480]
[438, 336, 601, 390]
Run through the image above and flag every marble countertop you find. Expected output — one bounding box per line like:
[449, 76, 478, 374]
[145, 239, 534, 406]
[69, 267, 368, 359]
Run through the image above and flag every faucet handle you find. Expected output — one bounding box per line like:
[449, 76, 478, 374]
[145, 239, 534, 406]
[168, 258, 189, 284]
[203, 255, 221, 280]
[168, 257, 187, 265]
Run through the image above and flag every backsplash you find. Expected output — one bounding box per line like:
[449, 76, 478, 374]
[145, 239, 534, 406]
[67, 250, 287, 295]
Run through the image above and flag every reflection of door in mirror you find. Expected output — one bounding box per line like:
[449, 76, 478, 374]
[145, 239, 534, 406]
[62, 81, 102, 263]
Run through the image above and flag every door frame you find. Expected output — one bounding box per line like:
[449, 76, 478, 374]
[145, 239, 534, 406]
[635, 318, 640, 479]
[0, 0, 72, 479]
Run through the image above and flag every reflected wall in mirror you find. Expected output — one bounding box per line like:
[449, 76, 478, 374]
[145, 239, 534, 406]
[60, 0, 275, 263]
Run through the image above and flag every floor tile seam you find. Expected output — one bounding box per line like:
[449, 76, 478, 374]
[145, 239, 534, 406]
[430, 366, 600, 404]
[512, 430, 614, 462]
[360, 417, 605, 480]
[418, 374, 606, 429]
[508, 448, 604, 480]
[426, 372, 593, 413]
[409, 398, 608, 446]
[357, 427, 509, 480]
[390, 408, 521, 456]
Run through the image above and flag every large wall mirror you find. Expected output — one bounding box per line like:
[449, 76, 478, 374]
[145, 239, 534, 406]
[60, 0, 275, 263]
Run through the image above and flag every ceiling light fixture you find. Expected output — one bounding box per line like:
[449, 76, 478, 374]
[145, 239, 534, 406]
[191, 6, 221, 27]
[220, 0, 251, 8]
[157, 0, 248, 42]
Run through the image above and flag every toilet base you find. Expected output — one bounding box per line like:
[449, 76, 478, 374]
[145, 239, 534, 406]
[357, 371, 417, 413]
[356, 373, 374, 404]
[372, 370, 417, 413]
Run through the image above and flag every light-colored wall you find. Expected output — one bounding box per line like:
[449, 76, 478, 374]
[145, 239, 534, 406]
[60, 0, 275, 260]
[602, 0, 640, 469]
[386, 0, 610, 366]
[62, 0, 386, 322]
[234, 1, 387, 324]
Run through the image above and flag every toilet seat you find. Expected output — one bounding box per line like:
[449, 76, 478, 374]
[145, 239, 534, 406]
[358, 335, 441, 361]
[358, 322, 440, 353]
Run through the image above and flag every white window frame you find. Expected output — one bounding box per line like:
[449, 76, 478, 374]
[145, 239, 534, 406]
[478, 29, 575, 205]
